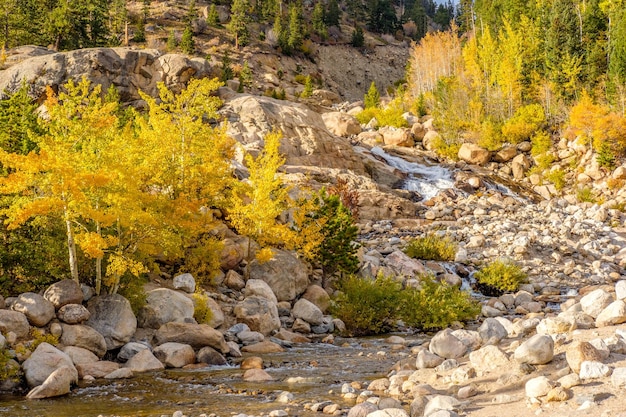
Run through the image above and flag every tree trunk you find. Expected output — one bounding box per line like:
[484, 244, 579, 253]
[65, 217, 79, 282]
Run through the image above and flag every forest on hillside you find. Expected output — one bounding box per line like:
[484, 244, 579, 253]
[404, 0, 626, 178]
[0, 0, 455, 52]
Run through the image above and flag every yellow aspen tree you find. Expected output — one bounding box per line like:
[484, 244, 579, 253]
[496, 19, 523, 117]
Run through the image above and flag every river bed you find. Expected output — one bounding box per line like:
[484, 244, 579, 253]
[0, 336, 424, 417]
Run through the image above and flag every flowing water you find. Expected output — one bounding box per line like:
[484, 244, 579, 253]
[0, 337, 422, 417]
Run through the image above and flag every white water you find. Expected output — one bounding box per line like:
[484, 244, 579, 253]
[371, 147, 455, 200]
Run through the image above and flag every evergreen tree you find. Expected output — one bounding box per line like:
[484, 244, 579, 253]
[301, 75, 314, 97]
[180, 25, 195, 54]
[186, 0, 198, 26]
[239, 60, 253, 89]
[228, 0, 250, 48]
[351, 25, 364, 47]
[367, 0, 398, 34]
[207, 3, 220, 26]
[312, 2, 328, 40]
[326, 0, 341, 27]
[221, 51, 234, 81]
[287, 2, 304, 51]
[364, 81, 380, 108]
[273, 11, 289, 52]
[409, 1, 427, 40]
[167, 29, 177, 51]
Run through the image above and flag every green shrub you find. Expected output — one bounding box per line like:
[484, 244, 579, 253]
[331, 275, 402, 336]
[355, 104, 409, 128]
[401, 275, 480, 330]
[192, 292, 214, 324]
[530, 131, 552, 156]
[118, 275, 148, 315]
[0, 348, 21, 383]
[546, 169, 566, 190]
[576, 186, 597, 203]
[331, 274, 479, 335]
[431, 135, 461, 160]
[478, 119, 504, 151]
[534, 152, 555, 170]
[364, 81, 380, 109]
[29, 328, 59, 350]
[474, 258, 528, 295]
[405, 233, 457, 261]
[501, 104, 546, 144]
[596, 141, 616, 169]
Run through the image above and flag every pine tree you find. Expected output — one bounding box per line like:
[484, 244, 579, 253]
[239, 60, 253, 89]
[186, 0, 198, 26]
[301, 75, 314, 97]
[287, 2, 303, 51]
[167, 29, 177, 51]
[228, 0, 250, 48]
[312, 2, 328, 40]
[180, 25, 195, 54]
[364, 81, 380, 108]
[326, 0, 341, 27]
[351, 25, 364, 47]
[207, 3, 220, 26]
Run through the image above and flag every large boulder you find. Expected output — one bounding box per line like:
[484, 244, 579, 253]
[124, 349, 165, 373]
[173, 273, 196, 293]
[380, 127, 414, 147]
[244, 279, 278, 303]
[429, 329, 467, 359]
[43, 279, 84, 308]
[0, 309, 30, 339]
[321, 112, 362, 137]
[0, 47, 212, 104]
[458, 143, 490, 166]
[26, 366, 75, 399]
[137, 288, 194, 329]
[60, 324, 107, 357]
[221, 94, 367, 173]
[153, 342, 196, 368]
[514, 334, 554, 365]
[292, 299, 324, 326]
[155, 322, 229, 353]
[22, 342, 78, 388]
[62, 346, 99, 366]
[76, 361, 120, 378]
[86, 294, 137, 350]
[580, 289, 614, 318]
[248, 250, 309, 302]
[233, 295, 281, 336]
[469, 345, 510, 373]
[12, 292, 56, 327]
[57, 304, 91, 324]
[301, 285, 331, 313]
[596, 300, 626, 327]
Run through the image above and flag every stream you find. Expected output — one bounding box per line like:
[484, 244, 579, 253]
[0, 337, 424, 417]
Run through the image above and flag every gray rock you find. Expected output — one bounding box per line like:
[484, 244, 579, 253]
[566, 341, 604, 373]
[579, 361, 611, 379]
[138, 288, 195, 329]
[596, 300, 626, 327]
[580, 289, 614, 318]
[249, 249, 309, 301]
[173, 273, 196, 293]
[196, 346, 227, 365]
[62, 346, 99, 366]
[478, 318, 508, 345]
[367, 409, 409, 417]
[60, 324, 107, 357]
[0, 309, 30, 339]
[451, 330, 482, 351]
[292, 299, 324, 326]
[301, 285, 331, 313]
[429, 329, 466, 359]
[153, 342, 196, 368]
[245, 279, 278, 303]
[514, 334, 554, 365]
[416, 350, 444, 369]
[104, 367, 133, 379]
[237, 330, 265, 345]
[224, 270, 245, 291]
[155, 322, 229, 353]
[12, 292, 56, 327]
[118, 341, 151, 361]
[26, 366, 75, 399]
[233, 295, 281, 336]
[86, 294, 137, 350]
[23, 342, 78, 388]
[423, 395, 462, 416]
[124, 349, 165, 373]
[44, 279, 84, 308]
[57, 304, 91, 324]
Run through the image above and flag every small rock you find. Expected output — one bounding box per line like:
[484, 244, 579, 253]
[173, 273, 196, 293]
[566, 341, 603, 373]
[513, 334, 554, 365]
[558, 373, 581, 389]
[525, 376, 553, 398]
[469, 345, 510, 373]
[429, 329, 466, 359]
[243, 368, 274, 382]
[579, 361, 611, 379]
[416, 350, 444, 369]
[545, 386, 570, 402]
[611, 367, 626, 388]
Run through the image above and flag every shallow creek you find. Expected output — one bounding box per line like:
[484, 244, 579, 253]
[0, 336, 425, 417]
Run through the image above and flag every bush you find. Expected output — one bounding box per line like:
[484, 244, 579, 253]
[477, 119, 504, 151]
[401, 275, 480, 330]
[192, 292, 214, 324]
[0, 348, 21, 383]
[118, 275, 148, 315]
[331, 275, 402, 336]
[576, 186, 597, 203]
[405, 233, 456, 261]
[364, 81, 380, 109]
[355, 103, 409, 128]
[546, 169, 566, 190]
[29, 328, 59, 350]
[501, 104, 546, 144]
[474, 258, 528, 295]
[530, 131, 552, 156]
[596, 141, 616, 169]
[331, 274, 479, 335]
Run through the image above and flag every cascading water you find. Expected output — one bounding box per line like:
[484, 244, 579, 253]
[370, 147, 455, 200]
